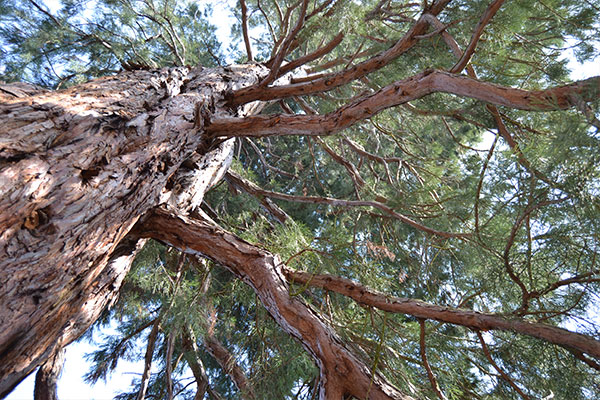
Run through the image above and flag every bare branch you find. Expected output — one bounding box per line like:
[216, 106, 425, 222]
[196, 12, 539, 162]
[240, 0, 253, 61]
[135, 317, 161, 400]
[212, 71, 600, 138]
[230, 0, 452, 105]
[282, 268, 600, 360]
[261, 0, 309, 86]
[450, 0, 506, 74]
[276, 32, 344, 78]
[182, 327, 223, 400]
[165, 330, 176, 400]
[203, 335, 256, 399]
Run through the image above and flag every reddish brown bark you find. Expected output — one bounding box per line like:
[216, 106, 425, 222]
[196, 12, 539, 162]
[33, 348, 64, 400]
[135, 208, 414, 400]
[283, 269, 600, 360]
[203, 335, 256, 399]
[211, 71, 600, 138]
[0, 64, 266, 395]
[230, 0, 452, 105]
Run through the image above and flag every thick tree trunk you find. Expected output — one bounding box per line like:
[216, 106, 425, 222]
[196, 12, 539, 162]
[0, 64, 266, 396]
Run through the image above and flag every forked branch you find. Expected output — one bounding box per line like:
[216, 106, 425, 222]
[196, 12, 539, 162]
[135, 208, 413, 400]
[230, 0, 452, 105]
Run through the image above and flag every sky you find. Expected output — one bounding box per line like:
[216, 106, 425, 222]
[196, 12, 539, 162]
[3, 1, 599, 399]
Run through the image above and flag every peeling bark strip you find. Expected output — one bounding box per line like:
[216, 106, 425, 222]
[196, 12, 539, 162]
[136, 208, 414, 400]
[0, 64, 267, 395]
[211, 71, 600, 138]
[283, 269, 600, 360]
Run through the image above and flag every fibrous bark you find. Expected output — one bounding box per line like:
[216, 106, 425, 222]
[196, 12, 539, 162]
[0, 64, 266, 395]
[284, 269, 600, 360]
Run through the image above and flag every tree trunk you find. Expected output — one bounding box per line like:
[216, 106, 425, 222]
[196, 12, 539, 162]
[33, 348, 64, 400]
[0, 64, 266, 396]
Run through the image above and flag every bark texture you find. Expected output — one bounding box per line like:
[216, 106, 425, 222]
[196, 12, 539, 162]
[284, 270, 600, 359]
[0, 64, 266, 395]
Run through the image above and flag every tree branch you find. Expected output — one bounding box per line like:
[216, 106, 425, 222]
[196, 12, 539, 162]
[135, 317, 161, 400]
[223, 171, 466, 238]
[203, 335, 256, 399]
[230, 0, 452, 105]
[275, 32, 344, 78]
[135, 208, 414, 400]
[211, 71, 600, 138]
[476, 331, 531, 399]
[418, 320, 447, 400]
[282, 268, 600, 360]
[449, 0, 506, 74]
[240, 0, 253, 61]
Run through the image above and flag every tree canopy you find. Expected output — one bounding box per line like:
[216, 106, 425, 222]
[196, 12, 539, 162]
[1, 0, 600, 399]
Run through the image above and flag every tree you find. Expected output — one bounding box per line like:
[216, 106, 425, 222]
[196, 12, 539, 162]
[1, 0, 599, 398]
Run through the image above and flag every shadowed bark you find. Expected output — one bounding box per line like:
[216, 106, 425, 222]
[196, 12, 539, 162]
[33, 348, 64, 400]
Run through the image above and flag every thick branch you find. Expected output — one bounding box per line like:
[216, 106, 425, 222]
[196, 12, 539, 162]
[283, 269, 600, 360]
[211, 71, 600, 138]
[424, 14, 554, 185]
[135, 208, 413, 400]
[33, 348, 64, 400]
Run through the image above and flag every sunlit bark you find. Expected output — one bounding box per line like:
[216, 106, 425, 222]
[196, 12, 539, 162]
[0, 65, 266, 395]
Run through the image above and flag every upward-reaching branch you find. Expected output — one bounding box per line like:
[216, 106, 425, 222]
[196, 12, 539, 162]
[240, 0, 253, 61]
[449, 0, 506, 73]
[230, 0, 452, 105]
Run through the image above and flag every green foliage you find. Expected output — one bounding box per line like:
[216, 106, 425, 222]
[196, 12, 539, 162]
[0, 0, 224, 87]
